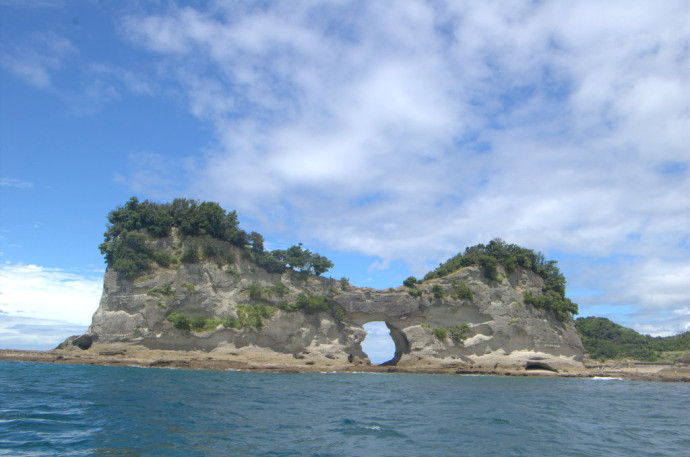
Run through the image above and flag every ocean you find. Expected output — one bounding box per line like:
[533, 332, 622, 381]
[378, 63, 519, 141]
[0, 361, 688, 456]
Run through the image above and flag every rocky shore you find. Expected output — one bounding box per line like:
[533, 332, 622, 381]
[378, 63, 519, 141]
[2, 345, 688, 382]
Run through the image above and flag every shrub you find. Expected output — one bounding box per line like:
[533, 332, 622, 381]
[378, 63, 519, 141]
[432, 327, 448, 340]
[429, 324, 471, 343]
[202, 243, 222, 259]
[223, 317, 242, 329]
[181, 281, 195, 291]
[246, 283, 263, 300]
[280, 293, 346, 323]
[236, 304, 277, 329]
[340, 277, 350, 290]
[267, 281, 289, 297]
[166, 313, 191, 331]
[202, 318, 223, 331]
[330, 304, 346, 323]
[448, 324, 471, 342]
[431, 284, 444, 299]
[452, 281, 473, 301]
[408, 288, 423, 298]
[403, 276, 418, 288]
[147, 284, 174, 297]
[294, 293, 329, 313]
[152, 249, 173, 268]
[191, 316, 207, 331]
[524, 290, 578, 322]
[180, 245, 199, 263]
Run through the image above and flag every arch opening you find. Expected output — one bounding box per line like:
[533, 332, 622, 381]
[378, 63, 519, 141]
[361, 321, 411, 366]
[361, 321, 396, 365]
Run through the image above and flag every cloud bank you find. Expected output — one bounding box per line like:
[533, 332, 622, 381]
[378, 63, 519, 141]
[3, 1, 686, 339]
[0, 263, 102, 349]
[117, 1, 689, 335]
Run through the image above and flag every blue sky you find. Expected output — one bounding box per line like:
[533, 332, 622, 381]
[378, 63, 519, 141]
[1, 1, 688, 359]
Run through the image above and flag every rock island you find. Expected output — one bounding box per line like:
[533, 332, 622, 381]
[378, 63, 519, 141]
[32, 197, 590, 375]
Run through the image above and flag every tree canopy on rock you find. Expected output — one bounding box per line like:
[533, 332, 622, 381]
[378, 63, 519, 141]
[423, 238, 578, 321]
[99, 197, 333, 279]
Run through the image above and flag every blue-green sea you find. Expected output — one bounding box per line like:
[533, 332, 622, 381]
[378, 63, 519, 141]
[0, 361, 688, 456]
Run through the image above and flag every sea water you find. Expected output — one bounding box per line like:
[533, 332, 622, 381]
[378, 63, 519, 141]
[0, 361, 688, 456]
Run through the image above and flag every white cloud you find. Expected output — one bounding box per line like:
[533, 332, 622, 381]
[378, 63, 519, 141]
[0, 315, 88, 351]
[88, 62, 155, 95]
[572, 256, 690, 336]
[114, 151, 192, 199]
[0, 263, 102, 325]
[0, 31, 77, 88]
[119, 1, 690, 333]
[0, 177, 34, 188]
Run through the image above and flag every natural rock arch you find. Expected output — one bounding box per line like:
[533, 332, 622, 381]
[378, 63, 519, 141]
[379, 321, 411, 366]
[84, 259, 585, 372]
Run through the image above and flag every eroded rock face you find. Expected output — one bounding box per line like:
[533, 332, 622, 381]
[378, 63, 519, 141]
[85, 241, 584, 371]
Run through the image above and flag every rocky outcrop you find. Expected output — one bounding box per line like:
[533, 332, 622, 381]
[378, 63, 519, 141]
[81, 236, 584, 372]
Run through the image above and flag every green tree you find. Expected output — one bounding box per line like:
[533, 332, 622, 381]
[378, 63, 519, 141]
[271, 243, 333, 277]
[248, 231, 264, 253]
[575, 316, 689, 360]
[422, 240, 577, 321]
[99, 198, 334, 280]
[100, 230, 152, 278]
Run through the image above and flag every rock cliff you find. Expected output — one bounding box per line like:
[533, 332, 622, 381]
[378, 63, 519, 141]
[82, 234, 584, 372]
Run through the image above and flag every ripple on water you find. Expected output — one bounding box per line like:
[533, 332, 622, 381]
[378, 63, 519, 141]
[1, 362, 689, 457]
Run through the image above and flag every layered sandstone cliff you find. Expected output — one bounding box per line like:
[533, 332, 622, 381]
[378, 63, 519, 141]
[78, 235, 584, 372]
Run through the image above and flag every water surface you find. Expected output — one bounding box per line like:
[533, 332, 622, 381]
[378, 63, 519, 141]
[1, 361, 688, 456]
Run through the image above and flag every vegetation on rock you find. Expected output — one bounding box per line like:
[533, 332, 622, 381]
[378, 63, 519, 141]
[423, 238, 577, 321]
[164, 291, 347, 333]
[423, 323, 472, 343]
[403, 276, 418, 288]
[450, 280, 473, 301]
[166, 312, 191, 331]
[147, 284, 174, 297]
[408, 288, 423, 298]
[431, 284, 444, 298]
[99, 197, 332, 279]
[279, 293, 346, 322]
[575, 317, 690, 361]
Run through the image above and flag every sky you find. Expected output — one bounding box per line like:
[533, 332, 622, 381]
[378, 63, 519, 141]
[1, 1, 688, 361]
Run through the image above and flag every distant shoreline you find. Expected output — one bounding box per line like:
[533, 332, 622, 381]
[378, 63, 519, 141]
[2, 348, 688, 382]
